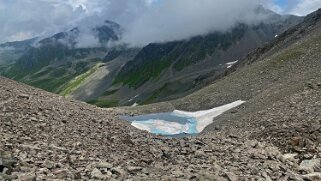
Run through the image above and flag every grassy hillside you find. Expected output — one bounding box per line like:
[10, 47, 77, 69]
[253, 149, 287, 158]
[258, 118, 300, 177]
[18, 60, 98, 93]
[113, 26, 246, 89]
[131, 10, 321, 113]
[59, 63, 101, 96]
[1, 21, 121, 96]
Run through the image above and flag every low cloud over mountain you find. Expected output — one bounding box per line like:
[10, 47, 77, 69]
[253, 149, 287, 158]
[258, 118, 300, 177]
[1, 0, 320, 46]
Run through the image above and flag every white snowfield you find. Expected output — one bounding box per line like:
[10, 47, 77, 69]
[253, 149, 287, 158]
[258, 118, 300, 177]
[132, 119, 189, 135]
[130, 100, 245, 135]
[174, 100, 245, 132]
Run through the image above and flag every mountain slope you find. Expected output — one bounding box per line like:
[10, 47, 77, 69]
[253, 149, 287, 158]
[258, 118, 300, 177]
[128, 8, 321, 155]
[0, 9, 302, 108]
[0, 38, 37, 73]
[0, 75, 317, 181]
[1, 8, 321, 181]
[0, 21, 135, 97]
[98, 11, 302, 107]
[64, 48, 140, 102]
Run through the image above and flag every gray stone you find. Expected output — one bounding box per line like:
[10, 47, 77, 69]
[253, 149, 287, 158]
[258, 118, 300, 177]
[91, 168, 105, 180]
[127, 166, 143, 173]
[281, 153, 298, 162]
[299, 159, 321, 173]
[0, 153, 17, 169]
[18, 94, 30, 99]
[246, 140, 258, 148]
[42, 160, 55, 169]
[53, 169, 70, 179]
[111, 167, 125, 176]
[96, 162, 113, 169]
[19, 172, 36, 181]
[302, 172, 321, 181]
[224, 172, 238, 181]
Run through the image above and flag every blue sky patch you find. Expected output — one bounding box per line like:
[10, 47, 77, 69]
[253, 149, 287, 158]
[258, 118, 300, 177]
[274, 0, 288, 9]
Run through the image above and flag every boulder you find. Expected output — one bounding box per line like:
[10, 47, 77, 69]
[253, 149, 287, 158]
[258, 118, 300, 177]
[42, 160, 55, 169]
[299, 159, 321, 173]
[302, 172, 321, 181]
[96, 162, 113, 169]
[127, 166, 143, 173]
[281, 153, 298, 163]
[111, 167, 125, 176]
[52, 169, 70, 179]
[224, 172, 238, 181]
[19, 172, 36, 181]
[91, 168, 105, 180]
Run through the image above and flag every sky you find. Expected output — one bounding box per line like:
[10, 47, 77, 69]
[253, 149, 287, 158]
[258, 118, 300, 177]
[271, 0, 321, 15]
[0, 0, 321, 45]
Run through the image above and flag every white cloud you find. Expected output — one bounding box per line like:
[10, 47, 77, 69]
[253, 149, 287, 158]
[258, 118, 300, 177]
[0, 0, 88, 43]
[265, 3, 284, 14]
[289, 0, 321, 16]
[120, 0, 266, 46]
[1, 0, 320, 46]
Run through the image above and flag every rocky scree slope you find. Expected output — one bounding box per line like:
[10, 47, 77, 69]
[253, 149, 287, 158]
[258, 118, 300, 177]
[1, 76, 321, 180]
[121, 8, 321, 179]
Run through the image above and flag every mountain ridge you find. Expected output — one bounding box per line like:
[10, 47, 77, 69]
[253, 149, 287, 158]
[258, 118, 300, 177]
[100, 13, 301, 106]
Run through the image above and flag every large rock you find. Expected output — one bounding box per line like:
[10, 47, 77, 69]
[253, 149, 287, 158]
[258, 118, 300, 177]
[91, 168, 105, 180]
[0, 151, 17, 174]
[280, 153, 299, 163]
[302, 172, 321, 181]
[224, 172, 238, 181]
[52, 169, 71, 179]
[111, 167, 125, 176]
[19, 172, 36, 181]
[299, 159, 321, 173]
[127, 166, 143, 173]
[42, 160, 55, 169]
[96, 162, 113, 169]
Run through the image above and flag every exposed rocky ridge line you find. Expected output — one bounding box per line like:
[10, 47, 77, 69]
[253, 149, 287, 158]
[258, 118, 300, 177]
[1, 76, 320, 180]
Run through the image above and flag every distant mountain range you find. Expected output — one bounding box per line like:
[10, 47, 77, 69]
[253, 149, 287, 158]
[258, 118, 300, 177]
[0, 7, 303, 108]
[0, 20, 135, 97]
[92, 9, 302, 107]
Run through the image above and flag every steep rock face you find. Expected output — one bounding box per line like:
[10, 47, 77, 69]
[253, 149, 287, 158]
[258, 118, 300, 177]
[102, 11, 302, 107]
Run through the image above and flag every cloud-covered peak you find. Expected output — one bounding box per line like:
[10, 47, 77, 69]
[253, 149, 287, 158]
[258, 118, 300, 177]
[0, 0, 320, 46]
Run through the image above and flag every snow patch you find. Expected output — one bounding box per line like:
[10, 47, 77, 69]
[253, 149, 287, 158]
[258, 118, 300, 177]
[226, 60, 238, 68]
[128, 94, 139, 102]
[129, 100, 245, 135]
[174, 100, 245, 132]
[131, 103, 139, 107]
[132, 119, 190, 135]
